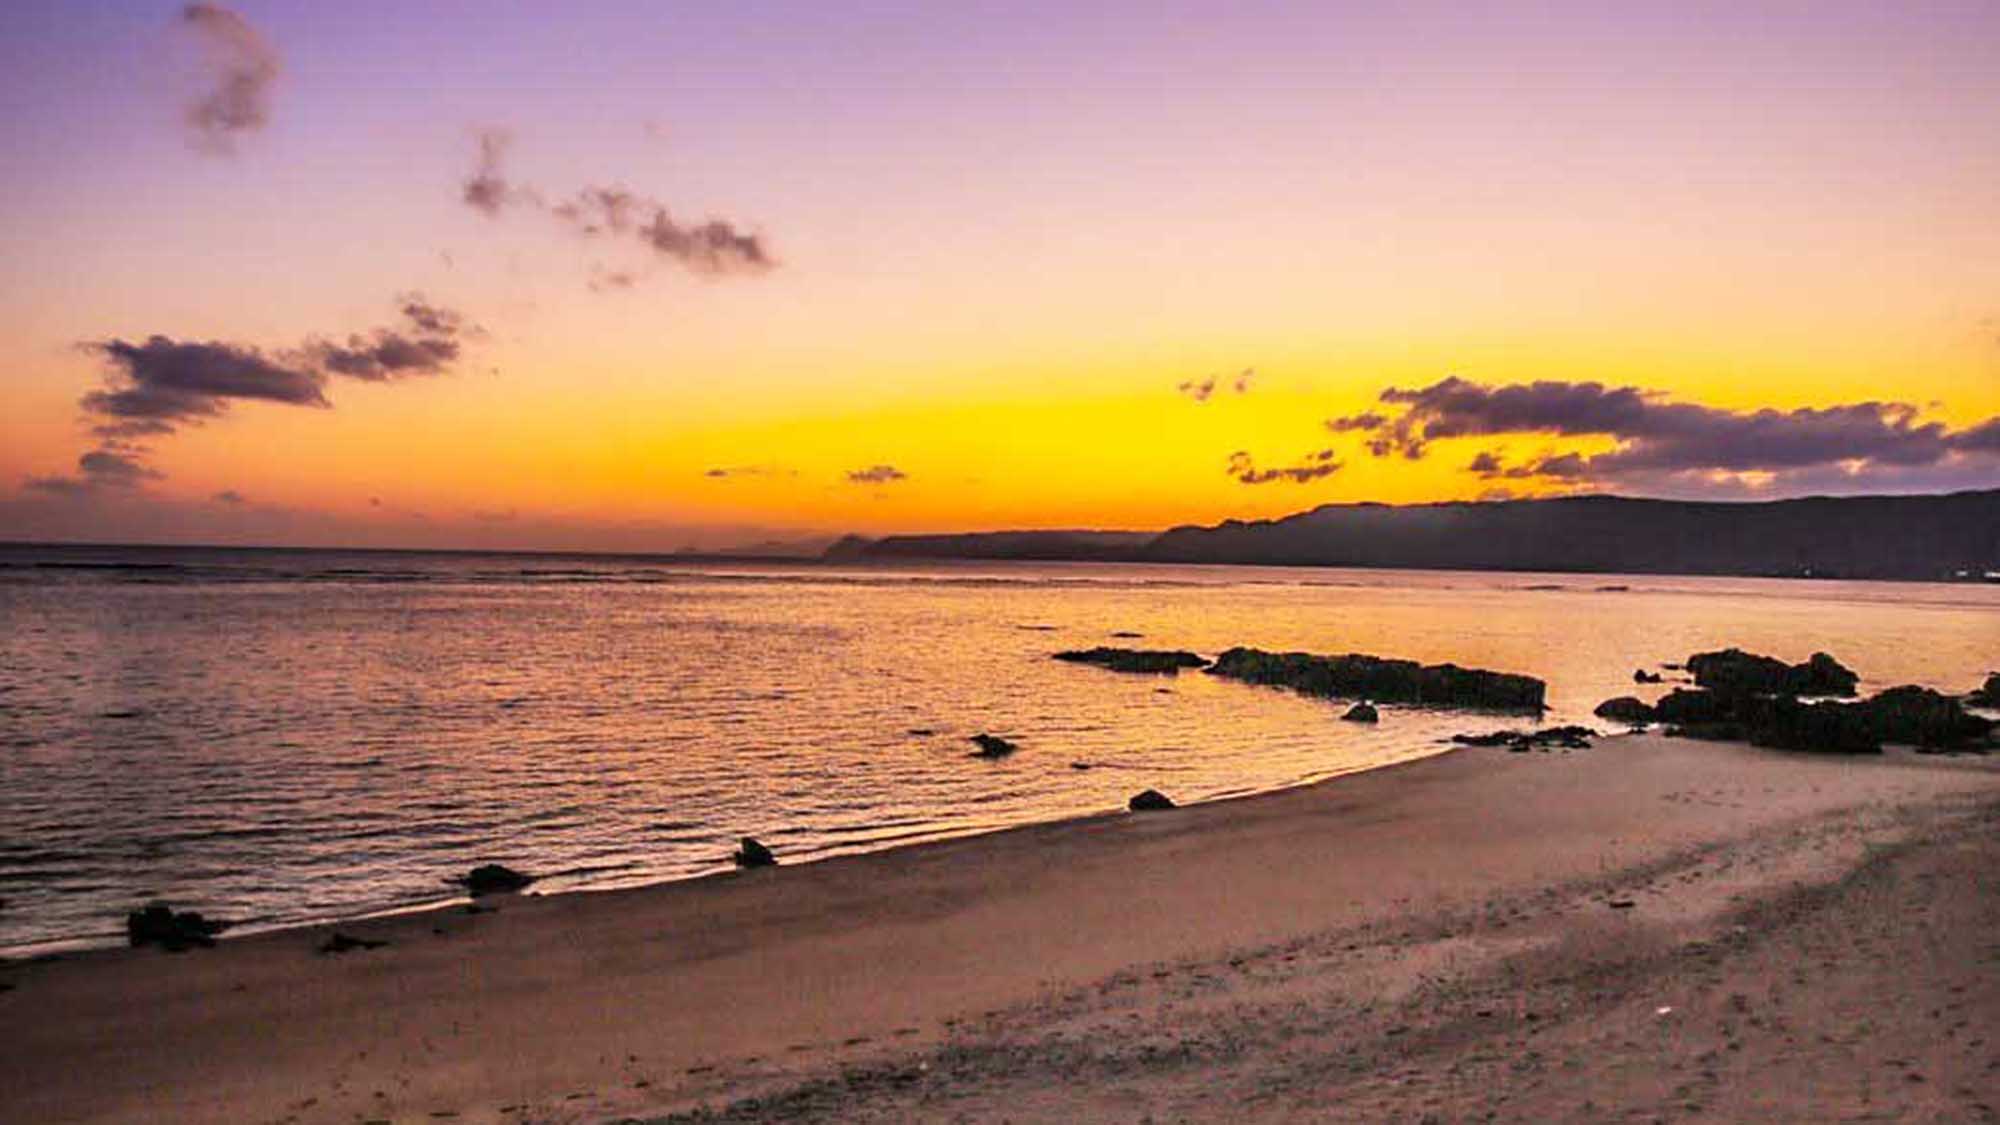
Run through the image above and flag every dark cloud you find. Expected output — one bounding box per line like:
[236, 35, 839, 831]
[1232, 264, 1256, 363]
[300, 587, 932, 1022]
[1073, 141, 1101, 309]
[212, 489, 247, 505]
[38, 297, 479, 498]
[179, 3, 278, 154]
[81, 337, 327, 436]
[1466, 451, 1505, 476]
[461, 134, 774, 280]
[1179, 367, 1255, 402]
[846, 464, 908, 485]
[1332, 376, 2000, 489]
[1227, 448, 1342, 485]
[305, 296, 474, 381]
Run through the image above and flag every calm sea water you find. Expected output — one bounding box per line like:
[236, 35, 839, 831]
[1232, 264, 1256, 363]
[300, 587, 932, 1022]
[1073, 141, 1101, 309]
[1, 543, 1995, 952]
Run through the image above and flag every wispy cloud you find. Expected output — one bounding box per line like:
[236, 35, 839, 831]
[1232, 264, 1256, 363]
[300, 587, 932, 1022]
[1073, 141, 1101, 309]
[1226, 448, 1342, 485]
[845, 464, 908, 485]
[461, 132, 774, 280]
[178, 3, 278, 155]
[1178, 366, 1255, 402]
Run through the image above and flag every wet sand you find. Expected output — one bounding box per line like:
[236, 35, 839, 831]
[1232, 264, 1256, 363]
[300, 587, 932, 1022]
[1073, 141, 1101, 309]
[3, 734, 1997, 1123]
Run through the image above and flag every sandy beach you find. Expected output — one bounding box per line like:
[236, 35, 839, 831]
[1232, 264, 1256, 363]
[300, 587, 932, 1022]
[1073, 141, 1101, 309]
[4, 733, 1998, 1124]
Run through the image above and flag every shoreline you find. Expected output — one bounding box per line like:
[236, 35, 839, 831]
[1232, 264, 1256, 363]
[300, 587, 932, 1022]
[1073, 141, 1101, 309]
[3, 744, 1466, 962]
[6, 733, 1998, 1123]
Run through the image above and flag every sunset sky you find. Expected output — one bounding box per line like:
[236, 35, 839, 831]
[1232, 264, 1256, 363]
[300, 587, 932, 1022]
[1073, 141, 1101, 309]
[3, 1, 1998, 550]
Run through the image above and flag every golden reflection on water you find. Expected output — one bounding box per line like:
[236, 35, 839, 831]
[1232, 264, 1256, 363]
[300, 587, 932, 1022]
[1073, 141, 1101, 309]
[1, 550, 1995, 951]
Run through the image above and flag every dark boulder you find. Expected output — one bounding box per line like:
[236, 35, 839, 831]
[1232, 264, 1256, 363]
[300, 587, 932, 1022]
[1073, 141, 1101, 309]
[1341, 702, 1380, 723]
[1965, 674, 2000, 708]
[1633, 669, 1664, 684]
[454, 864, 536, 896]
[1593, 697, 1655, 725]
[1655, 684, 1990, 753]
[1853, 685, 1994, 748]
[1686, 648, 1858, 697]
[1128, 789, 1177, 811]
[1207, 648, 1545, 712]
[1052, 648, 1208, 674]
[968, 733, 1019, 759]
[733, 836, 778, 868]
[126, 903, 230, 952]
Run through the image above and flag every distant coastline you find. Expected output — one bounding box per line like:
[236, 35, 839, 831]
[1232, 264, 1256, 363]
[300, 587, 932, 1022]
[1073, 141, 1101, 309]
[7, 487, 1999, 583]
[829, 488, 2000, 583]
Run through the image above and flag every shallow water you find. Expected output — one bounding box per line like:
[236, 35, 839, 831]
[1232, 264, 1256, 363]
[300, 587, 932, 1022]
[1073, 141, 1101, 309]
[1, 543, 1994, 952]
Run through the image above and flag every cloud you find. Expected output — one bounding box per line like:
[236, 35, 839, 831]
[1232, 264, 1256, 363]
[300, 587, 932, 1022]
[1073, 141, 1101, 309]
[81, 337, 327, 437]
[23, 448, 167, 496]
[461, 128, 525, 216]
[1331, 376, 2000, 491]
[212, 489, 247, 505]
[304, 295, 475, 380]
[36, 296, 480, 497]
[1178, 367, 1255, 402]
[1226, 448, 1342, 485]
[461, 133, 774, 279]
[179, 3, 279, 154]
[704, 465, 796, 480]
[845, 464, 908, 485]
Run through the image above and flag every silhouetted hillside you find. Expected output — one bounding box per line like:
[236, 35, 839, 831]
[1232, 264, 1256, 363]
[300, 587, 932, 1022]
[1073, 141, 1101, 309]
[828, 491, 2000, 581]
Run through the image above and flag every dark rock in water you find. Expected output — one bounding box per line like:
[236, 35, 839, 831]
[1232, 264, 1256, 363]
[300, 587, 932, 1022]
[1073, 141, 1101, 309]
[1052, 647, 1208, 674]
[1966, 674, 2000, 708]
[454, 864, 536, 896]
[906, 727, 937, 737]
[1853, 685, 1994, 748]
[126, 903, 229, 952]
[318, 932, 389, 955]
[1633, 669, 1664, 684]
[1341, 702, 1379, 723]
[1451, 726, 1596, 751]
[968, 733, 1020, 759]
[1654, 688, 1737, 726]
[1110, 631, 1144, 639]
[1206, 648, 1546, 712]
[1129, 789, 1176, 811]
[1594, 697, 1656, 725]
[1070, 761, 1093, 770]
[1655, 683, 1992, 753]
[1686, 648, 1858, 697]
[733, 836, 778, 868]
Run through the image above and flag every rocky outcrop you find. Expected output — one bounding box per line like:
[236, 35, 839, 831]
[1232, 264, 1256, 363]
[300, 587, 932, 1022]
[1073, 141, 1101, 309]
[1052, 648, 1209, 674]
[733, 837, 777, 868]
[1593, 697, 1655, 725]
[1341, 702, 1380, 723]
[969, 733, 1019, 759]
[1685, 649, 1859, 697]
[1206, 648, 1545, 712]
[454, 864, 536, 896]
[126, 903, 230, 951]
[1451, 726, 1596, 751]
[1633, 669, 1664, 684]
[1128, 789, 1177, 811]
[1658, 684, 1993, 753]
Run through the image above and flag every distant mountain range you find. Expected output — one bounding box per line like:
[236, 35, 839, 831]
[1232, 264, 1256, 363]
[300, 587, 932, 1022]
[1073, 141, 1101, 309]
[824, 490, 2000, 581]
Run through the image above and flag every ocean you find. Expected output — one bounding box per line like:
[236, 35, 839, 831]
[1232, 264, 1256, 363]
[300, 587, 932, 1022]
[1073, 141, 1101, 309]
[1, 542, 1994, 953]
